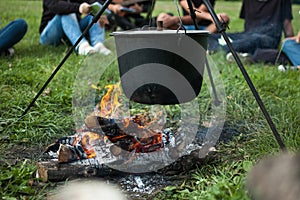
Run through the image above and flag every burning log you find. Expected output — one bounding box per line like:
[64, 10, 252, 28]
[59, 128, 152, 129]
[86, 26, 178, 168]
[36, 160, 118, 182]
[36, 161, 96, 182]
[44, 114, 174, 164]
[85, 115, 165, 153]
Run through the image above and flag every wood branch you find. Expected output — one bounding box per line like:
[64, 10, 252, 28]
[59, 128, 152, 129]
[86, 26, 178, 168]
[36, 161, 102, 182]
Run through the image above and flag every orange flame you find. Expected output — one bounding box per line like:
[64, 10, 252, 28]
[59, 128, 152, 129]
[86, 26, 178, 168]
[81, 132, 101, 158]
[80, 83, 165, 157]
[98, 83, 123, 118]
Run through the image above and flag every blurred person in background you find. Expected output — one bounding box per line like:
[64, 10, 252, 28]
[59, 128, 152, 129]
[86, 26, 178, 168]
[39, 0, 123, 55]
[0, 19, 27, 57]
[209, 0, 294, 63]
[281, 30, 300, 67]
[277, 30, 300, 71]
[156, 0, 230, 33]
[106, 0, 154, 30]
[50, 179, 126, 200]
[247, 152, 300, 200]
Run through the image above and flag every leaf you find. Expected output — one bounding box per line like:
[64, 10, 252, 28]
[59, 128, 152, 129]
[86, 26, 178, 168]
[163, 186, 178, 191]
[242, 160, 253, 171]
[0, 173, 13, 181]
[2, 197, 17, 200]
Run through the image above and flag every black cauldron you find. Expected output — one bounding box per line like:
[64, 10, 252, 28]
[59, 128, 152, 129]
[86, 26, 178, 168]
[112, 29, 208, 105]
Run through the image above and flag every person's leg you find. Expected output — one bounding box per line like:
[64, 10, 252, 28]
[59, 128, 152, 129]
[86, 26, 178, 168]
[40, 15, 65, 46]
[207, 32, 242, 53]
[251, 48, 289, 65]
[208, 31, 277, 55]
[114, 14, 136, 30]
[133, 14, 147, 27]
[182, 25, 207, 30]
[183, 25, 196, 30]
[222, 33, 276, 55]
[79, 14, 111, 55]
[60, 13, 89, 47]
[60, 13, 95, 55]
[282, 39, 300, 66]
[207, 33, 222, 52]
[79, 14, 105, 46]
[0, 19, 27, 52]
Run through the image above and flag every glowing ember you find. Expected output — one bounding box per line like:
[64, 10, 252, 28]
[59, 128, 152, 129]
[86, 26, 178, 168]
[81, 132, 101, 158]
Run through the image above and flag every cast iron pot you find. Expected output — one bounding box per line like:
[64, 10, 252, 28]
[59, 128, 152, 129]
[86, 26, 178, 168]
[112, 29, 208, 105]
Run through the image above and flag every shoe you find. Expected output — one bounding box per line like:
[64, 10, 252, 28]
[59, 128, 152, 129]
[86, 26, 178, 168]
[226, 52, 253, 64]
[218, 36, 232, 46]
[78, 42, 96, 55]
[1, 48, 15, 57]
[206, 50, 216, 55]
[278, 65, 287, 72]
[94, 43, 111, 55]
[278, 65, 300, 72]
[6, 48, 15, 57]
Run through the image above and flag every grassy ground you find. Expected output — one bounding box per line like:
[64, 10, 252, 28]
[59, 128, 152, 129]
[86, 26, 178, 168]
[1, 1, 300, 199]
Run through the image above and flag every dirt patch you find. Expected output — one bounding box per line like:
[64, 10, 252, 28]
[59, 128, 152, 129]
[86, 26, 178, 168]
[0, 142, 44, 165]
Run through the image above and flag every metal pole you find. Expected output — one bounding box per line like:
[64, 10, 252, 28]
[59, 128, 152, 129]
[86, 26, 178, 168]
[202, 0, 286, 151]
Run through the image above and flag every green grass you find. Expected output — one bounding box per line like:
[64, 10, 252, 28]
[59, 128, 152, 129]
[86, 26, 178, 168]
[1, 1, 300, 199]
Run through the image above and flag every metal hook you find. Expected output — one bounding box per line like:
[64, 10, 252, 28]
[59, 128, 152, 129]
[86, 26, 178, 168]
[174, 0, 185, 33]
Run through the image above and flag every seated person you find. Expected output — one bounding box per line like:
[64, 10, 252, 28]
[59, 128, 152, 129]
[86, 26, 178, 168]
[39, 0, 118, 55]
[208, 0, 294, 56]
[0, 19, 28, 57]
[156, 0, 230, 33]
[107, 0, 154, 30]
[282, 30, 300, 67]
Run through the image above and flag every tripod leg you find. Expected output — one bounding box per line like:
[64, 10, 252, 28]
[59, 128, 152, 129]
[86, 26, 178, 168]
[201, 0, 286, 151]
[205, 56, 221, 106]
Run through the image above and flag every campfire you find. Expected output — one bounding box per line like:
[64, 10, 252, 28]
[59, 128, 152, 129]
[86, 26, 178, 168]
[44, 83, 192, 172]
[41, 29, 222, 175]
[41, 27, 226, 178]
[37, 32, 227, 196]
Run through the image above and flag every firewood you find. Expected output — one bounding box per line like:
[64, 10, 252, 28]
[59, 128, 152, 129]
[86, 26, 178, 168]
[36, 161, 100, 182]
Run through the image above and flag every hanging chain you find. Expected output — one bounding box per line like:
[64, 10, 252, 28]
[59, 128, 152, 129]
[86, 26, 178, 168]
[174, 0, 185, 32]
[147, 0, 156, 28]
